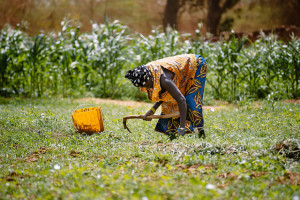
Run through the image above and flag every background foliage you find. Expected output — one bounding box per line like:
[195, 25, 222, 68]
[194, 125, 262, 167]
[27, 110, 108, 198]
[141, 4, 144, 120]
[0, 21, 299, 100]
[1, 0, 300, 36]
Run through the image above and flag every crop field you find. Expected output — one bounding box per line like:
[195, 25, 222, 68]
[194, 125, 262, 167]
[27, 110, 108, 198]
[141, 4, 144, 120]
[0, 98, 299, 199]
[1, 21, 299, 101]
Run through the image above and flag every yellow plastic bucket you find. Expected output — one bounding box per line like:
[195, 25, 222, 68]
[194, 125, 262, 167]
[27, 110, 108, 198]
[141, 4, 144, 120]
[72, 107, 104, 134]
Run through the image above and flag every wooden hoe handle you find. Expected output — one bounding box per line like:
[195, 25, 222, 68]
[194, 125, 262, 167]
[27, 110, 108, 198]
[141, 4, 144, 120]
[123, 112, 179, 133]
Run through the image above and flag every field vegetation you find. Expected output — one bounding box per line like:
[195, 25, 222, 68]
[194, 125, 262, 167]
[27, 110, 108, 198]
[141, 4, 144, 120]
[0, 19, 299, 200]
[0, 98, 299, 199]
[0, 21, 299, 101]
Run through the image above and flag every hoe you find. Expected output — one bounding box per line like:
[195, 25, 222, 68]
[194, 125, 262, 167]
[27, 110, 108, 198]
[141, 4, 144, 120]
[123, 112, 179, 133]
[123, 112, 206, 138]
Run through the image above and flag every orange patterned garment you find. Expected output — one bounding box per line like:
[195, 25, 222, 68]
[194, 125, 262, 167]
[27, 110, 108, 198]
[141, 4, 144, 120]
[141, 54, 198, 115]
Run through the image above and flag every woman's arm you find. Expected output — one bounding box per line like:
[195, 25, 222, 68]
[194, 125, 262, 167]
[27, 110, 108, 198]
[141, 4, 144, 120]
[152, 101, 163, 110]
[160, 68, 187, 135]
[143, 101, 163, 121]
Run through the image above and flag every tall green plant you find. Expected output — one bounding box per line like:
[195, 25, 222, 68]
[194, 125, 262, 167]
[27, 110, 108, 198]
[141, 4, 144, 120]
[87, 20, 129, 97]
[241, 40, 264, 98]
[0, 26, 27, 96]
[224, 33, 247, 100]
[259, 34, 281, 97]
[209, 43, 227, 99]
[209, 33, 246, 100]
[25, 34, 47, 97]
[131, 27, 189, 67]
[278, 36, 300, 98]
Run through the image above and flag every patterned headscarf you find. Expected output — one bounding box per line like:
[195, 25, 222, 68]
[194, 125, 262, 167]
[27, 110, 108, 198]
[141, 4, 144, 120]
[125, 65, 152, 87]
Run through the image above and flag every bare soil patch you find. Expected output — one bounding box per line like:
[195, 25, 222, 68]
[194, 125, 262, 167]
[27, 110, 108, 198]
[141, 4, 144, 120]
[284, 99, 300, 104]
[24, 147, 49, 163]
[76, 98, 225, 110]
[277, 171, 300, 186]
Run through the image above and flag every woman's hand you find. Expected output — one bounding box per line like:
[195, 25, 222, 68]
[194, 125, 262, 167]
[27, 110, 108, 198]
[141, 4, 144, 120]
[143, 109, 154, 121]
[177, 128, 186, 136]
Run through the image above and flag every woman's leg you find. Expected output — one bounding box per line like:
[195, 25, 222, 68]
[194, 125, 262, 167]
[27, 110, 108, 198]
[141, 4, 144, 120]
[185, 55, 207, 135]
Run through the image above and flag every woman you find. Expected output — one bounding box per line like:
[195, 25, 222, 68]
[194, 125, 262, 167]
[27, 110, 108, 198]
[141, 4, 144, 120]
[125, 54, 207, 136]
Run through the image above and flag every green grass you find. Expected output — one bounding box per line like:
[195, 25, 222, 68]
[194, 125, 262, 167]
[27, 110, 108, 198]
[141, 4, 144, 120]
[0, 98, 299, 199]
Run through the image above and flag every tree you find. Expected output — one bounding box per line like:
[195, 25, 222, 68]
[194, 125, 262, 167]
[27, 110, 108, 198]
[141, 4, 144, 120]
[163, 0, 240, 35]
[206, 0, 239, 35]
[163, 0, 180, 30]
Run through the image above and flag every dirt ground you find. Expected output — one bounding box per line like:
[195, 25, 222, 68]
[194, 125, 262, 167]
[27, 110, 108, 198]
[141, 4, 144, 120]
[284, 99, 300, 104]
[77, 98, 226, 110]
[76, 98, 299, 111]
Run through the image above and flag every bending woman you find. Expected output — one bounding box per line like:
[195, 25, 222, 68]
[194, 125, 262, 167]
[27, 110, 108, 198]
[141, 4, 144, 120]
[125, 54, 207, 136]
